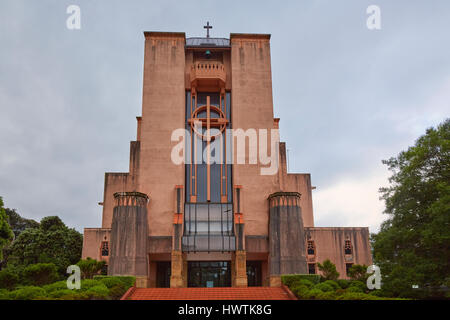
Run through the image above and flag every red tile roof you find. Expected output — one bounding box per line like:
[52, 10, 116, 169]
[124, 286, 296, 300]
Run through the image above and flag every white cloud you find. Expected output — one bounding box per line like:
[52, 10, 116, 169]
[312, 164, 390, 233]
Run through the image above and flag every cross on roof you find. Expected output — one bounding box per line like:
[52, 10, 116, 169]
[204, 21, 212, 38]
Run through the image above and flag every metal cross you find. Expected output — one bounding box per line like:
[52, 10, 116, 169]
[204, 21, 212, 38]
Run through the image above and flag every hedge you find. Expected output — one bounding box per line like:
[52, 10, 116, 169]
[93, 275, 135, 288]
[281, 274, 321, 287]
[0, 276, 136, 300]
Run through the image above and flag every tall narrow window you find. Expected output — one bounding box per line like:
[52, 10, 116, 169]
[101, 241, 109, 256]
[308, 263, 316, 274]
[346, 263, 353, 276]
[307, 240, 315, 255]
[344, 240, 352, 255]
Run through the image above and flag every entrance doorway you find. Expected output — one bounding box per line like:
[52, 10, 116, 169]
[156, 262, 171, 288]
[246, 261, 262, 286]
[188, 261, 231, 287]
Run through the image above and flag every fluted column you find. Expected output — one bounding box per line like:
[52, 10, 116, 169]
[108, 192, 149, 278]
[268, 192, 307, 282]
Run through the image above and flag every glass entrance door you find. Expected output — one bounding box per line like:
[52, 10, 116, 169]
[188, 261, 231, 287]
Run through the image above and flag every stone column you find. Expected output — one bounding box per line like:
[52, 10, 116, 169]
[170, 185, 185, 288]
[234, 251, 248, 287]
[108, 192, 149, 286]
[170, 251, 184, 288]
[268, 192, 307, 285]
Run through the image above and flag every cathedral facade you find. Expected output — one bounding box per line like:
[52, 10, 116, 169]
[82, 29, 372, 288]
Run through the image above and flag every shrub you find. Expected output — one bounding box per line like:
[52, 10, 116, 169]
[291, 285, 309, 299]
[313, 282, 334, 292]
[10, 286, 46, 300]
[0, 289, 9, 300]
[335, 288, 347, 296]
[296, 279, 314, 289]
[85, 285, 110, 300]
[59, 291, 89, 300]
[368, 289, 388, 297]
[322, 280, 340, 290]
[306, 288, 323, 299]
[336, 279, 351, 289]
[347, 286, 364, 293]
[109, 284, 128, 300]
[349, 280, 367, 293]
[317, 291, 337, 300]
[281, 274, 321, 287]
[47, 289, 77, 299]
[347, 264, 369, 282]
[43, 280, 69, 293]
[317, 259, 339, 280]
[0, 269, 19, 290]
[77, 258, 106, 279]
[80, 279, 105, 291]
[337, 292, 371, 300]
[93, 275, 135, 288]
[23, 263, 59, 286]
[97, 277, 122, 289]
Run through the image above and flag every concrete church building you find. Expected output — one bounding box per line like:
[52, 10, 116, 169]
[82, 26, 372, 289]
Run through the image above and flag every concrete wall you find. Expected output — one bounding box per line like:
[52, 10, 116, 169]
[82, 228, 111, 262]
[230, 34, 280, 238]
[305, 227, 373, 279]
[138, 32, 186, 237]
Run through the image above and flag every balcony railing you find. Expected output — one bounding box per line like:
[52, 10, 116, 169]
[190, 61, 226, 87]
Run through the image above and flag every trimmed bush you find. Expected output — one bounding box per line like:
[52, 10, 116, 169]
[347, 286, 364, 293]
[294, 279, 314, 289]
[43, 280, 69, 293]
[291, 285, 309, 299]
[0, 269, 19, 290]
[313, 282, 334, 292]
[97, 277, 123, 289]
[306, 288, 323, 299]
[348, 280, 366, 293]
[337, 292, 371, 300]
[0, 289, 9, 300]
[335, 288, 347, 296]
[47, 289, 77, 299]
[85, 285, 110, 300]
[80, 279, 105, 291]
[23, 263, 59, 286]
[368, 289, 387, 297]
[322, 280, 340, 290]
[10, 286, 46, 300]
[93, 275, 135, 288]
[109, 284, 128, 300]
[59, 291, 89, 300]
[317, 291, 337, 300]
[336, 279, 351, 289]
[281, 274, 321, 287]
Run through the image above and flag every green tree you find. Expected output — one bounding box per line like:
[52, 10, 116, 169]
[7, 216, 83, 276]
[317, 259, 340, 280]
[23, 263, 59, 286]
[0, 268, 19, 290]
[5, 208, 39, 238]
[77, 258, 106, 279]
[348, 264, 369, 282]
[0, 197, 14, 263]
[373, 118, 450, 298]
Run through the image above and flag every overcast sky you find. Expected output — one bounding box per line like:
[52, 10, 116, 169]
[0, 0, 449, 233]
